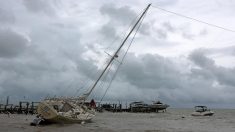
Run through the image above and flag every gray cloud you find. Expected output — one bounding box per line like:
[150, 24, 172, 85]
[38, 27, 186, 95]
[100, 4, 136, 25]
[215, 66, 235, 87]
[154, 22, 200, 40]
[152, 22, 176, 39]
[0, 8, 15, 24]
[190, 46, 235, 57]
[0, 29, 29, 58]
[213, 46, 235, 56]
[181, 32, 195, 39]
[99, 3, 151, 38]
[139, 23, 151, 35]
[189, 49, 235, 87]
[0, 17, 99, 101]
[189, 49, 215, 68]
[199, 29, 208, 36]
[119, 53, 182, 89]
[156, 22, 208, 40]
[162, 22, 175, 32]
[22, 0, 56, 16]
[106, 49, 235, 104]
[154, 0, 179, 7]
[99, 25, 117, 40]
[0, 1, 234, 108]
[155, 29, 167, 39]
[181, 26, 208, 40]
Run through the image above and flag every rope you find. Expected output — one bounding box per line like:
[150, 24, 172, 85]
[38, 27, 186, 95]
[151, 5, 235, 33]
[72, 57, 111, 97]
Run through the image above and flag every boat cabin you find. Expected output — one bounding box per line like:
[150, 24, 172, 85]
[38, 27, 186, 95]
[194, 106, 209, 112]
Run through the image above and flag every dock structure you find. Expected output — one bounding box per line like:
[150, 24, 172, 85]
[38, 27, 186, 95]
[0, 100, 168, 114]
[97, 103, 128, 112]
[96, 101, 169, 113]
[0, 101, 39, 115]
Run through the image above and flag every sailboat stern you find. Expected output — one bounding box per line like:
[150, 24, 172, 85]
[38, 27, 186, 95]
[37, 101, 58, 120]
[37, 100, 96, 123]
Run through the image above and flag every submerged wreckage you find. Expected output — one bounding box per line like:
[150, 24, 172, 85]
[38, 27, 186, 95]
[33, 4, 152, 124]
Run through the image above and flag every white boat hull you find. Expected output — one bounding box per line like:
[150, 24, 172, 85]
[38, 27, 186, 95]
[37, 101, 95, 123]
[191, 111, 214, 116]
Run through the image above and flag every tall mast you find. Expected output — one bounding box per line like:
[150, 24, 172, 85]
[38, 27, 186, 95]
[84, 4, 151, 99]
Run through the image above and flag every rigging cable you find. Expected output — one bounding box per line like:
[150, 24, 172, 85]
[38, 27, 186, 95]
[91, 14, 143, 99]
[100, 9, 148, 103]
[72, 9, 145, 98]
[151, 5, 235, 33]
[90, 60, 115, 99]
[72, 56, 113, 97]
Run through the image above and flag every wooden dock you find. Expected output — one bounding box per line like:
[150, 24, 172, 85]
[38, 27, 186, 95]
[0, 101, 39, 114]
[97, 102, 168, 113]
[0, 100, 168, 114]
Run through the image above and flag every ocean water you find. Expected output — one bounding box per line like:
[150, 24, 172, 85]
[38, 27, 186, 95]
[0, 108, 235, 132]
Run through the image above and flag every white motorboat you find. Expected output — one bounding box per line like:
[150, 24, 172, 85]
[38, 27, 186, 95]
[191, 106, 214, 116]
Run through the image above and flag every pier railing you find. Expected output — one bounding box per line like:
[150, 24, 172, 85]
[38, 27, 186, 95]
[0, 101, 40, 115]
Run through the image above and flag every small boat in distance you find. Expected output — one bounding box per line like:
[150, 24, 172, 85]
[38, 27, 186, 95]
[191, 106, 214, 116]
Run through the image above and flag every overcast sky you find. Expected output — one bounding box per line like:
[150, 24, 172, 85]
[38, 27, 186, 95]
[0, 0, 235, 108]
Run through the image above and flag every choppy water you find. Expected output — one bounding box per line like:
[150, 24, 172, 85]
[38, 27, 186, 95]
[0, 108, 235, 132]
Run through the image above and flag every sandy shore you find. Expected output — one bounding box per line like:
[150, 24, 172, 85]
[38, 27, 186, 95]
[1, 108, 235, 132]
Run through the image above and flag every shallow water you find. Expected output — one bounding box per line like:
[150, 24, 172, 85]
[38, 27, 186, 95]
[0, 108, 235, 132]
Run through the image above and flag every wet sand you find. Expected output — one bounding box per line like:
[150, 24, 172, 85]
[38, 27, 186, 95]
[1, 108, 235, 132]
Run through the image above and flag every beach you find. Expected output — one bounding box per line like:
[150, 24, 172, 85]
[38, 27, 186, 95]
[0, 108, 235, 132]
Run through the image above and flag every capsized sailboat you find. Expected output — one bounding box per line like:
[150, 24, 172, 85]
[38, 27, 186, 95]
[35, 4, 152, 124]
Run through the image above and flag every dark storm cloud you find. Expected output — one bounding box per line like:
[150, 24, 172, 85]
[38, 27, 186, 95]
[215, 67, 235, 87]
[0, 8, 15, 24]
[0, 57, 76, 101]
[99, 3, 151, 38]
[191, 46, 235, 57]
[189, 49, 215, 68]
[120, 53, 182, 89]
[189, 49, 235, 87]
[0, 14, 99, 100]
[22, 0, 56, 16]
[0, 29, 29, 58]
[0, 28, 99, 101]
[110, 48, 235, 104]
[0, 0, 234, 108]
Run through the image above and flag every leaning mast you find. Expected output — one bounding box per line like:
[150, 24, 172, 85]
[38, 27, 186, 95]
[84, 4, 151, 99]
